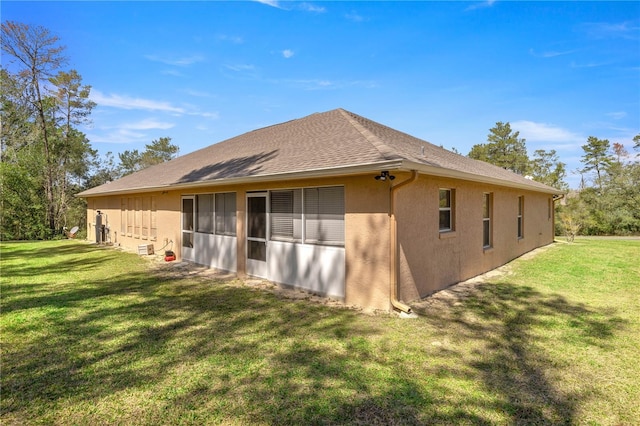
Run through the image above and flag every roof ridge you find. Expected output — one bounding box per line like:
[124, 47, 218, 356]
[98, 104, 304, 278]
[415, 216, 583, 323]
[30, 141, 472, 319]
[337, 109, 399, 161]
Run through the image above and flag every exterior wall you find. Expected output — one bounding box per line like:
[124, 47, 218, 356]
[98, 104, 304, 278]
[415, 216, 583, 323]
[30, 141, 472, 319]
[84, 175, 392, 310]
[86, 191, 182, 258]
[84, 172, 554, 312]
[344, 175, 391, 311]
[395, 175, 555, 302]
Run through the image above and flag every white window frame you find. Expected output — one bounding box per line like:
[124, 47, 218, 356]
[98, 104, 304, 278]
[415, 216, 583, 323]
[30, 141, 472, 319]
[517, 196, 524, 239]
[439, 188, 454, 232]
[483, 192, 492, 249]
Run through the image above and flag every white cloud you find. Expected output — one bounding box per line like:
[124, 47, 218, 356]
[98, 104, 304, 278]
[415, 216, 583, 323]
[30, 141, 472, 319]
[465, 1, 497, 12]
[190, 111, 219, 119]
[298, 3, 326, 13]
[121, 119, 175, 130]
[216, 34, 244, 44]
[511, 120, 584, 148]
[144, 54, 205, 66]
[279, 78, 378, 90]
[87, 129, 148, 144]
[91, 90, 185, 114]
[579, 21, 640, 40]
[345, 11, 366, 22]
[529, 48, 579, 58]
[222, 63, 260, 80]
[570, 60, 609, 68]
[254, 0, 325, 13]
[184, 89, 215, 98]
[282, 49, 295, 59]
[254, 0, 284, 9]
[224, 63, 256, 72]
[606, 111, 627, 120]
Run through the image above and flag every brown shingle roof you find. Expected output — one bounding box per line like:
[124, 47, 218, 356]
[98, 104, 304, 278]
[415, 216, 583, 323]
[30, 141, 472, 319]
[78, 108, 559, 196]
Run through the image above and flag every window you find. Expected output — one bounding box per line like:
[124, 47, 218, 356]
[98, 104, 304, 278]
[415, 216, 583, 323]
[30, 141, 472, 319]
[439, 189, 454, 232]
[271, 189, 302, 242]
[304, 186, 344, 246]
[196, 194, 214, 234]
[483, 193, 492, 248]
[215, 193, 236, 236]
[517, 196, 524, 239]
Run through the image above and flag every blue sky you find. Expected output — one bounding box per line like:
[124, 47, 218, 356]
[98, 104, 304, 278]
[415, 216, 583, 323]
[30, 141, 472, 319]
[3, 1, 639, 188]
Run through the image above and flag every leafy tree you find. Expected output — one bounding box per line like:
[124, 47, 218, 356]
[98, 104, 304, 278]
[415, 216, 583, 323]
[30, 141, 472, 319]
[85, 152, 120, 188]
[1, 21, 95, 238]
[2, 21, 67, 233]
[119, 137, 179, 176]
[564, 135, 640, 236]
[580, 136, 613, 191]
[469, 122, 530, 175]
[530, 149, 568, 190]
[634, 134, 640, 151]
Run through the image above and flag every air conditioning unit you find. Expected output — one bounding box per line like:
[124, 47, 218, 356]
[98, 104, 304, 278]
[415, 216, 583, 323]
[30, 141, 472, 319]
[138, 244, 155, 256]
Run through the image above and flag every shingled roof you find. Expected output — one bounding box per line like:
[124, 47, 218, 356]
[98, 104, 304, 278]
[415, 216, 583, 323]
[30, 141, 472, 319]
[78, 108, 560, 196]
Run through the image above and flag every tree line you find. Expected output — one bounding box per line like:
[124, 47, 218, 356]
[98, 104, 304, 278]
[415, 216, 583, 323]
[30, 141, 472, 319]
[1, 21, 177, 240]
[1, 21, 638, 240]
[468, 123, 640, 236]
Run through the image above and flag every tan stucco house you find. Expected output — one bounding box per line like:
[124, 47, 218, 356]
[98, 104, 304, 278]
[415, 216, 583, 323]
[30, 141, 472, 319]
[78, 109, 561, 312]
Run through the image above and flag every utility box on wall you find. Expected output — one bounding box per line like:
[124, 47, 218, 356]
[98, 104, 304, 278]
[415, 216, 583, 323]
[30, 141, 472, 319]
[138, 244, 155, 256]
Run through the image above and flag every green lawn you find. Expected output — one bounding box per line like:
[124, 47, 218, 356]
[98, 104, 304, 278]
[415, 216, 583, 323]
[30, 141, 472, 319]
[1, 239, 639, 425]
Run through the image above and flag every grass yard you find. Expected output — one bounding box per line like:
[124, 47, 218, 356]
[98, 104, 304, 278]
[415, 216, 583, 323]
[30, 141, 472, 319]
[1, 239, 639, 425]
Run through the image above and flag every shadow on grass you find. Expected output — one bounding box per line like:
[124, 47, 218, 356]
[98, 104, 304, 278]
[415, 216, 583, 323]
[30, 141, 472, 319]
[414, 282, 627, 425]
[1, 241, 628, 424]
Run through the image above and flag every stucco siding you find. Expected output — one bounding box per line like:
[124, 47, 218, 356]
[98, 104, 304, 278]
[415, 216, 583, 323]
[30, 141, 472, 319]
[84, 171, 554, 312]
[344, 176, 392, 311]
[396, 175, 554, 302]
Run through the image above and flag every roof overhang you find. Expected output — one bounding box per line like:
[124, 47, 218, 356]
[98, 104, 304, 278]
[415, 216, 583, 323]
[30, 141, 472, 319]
[398, 161, 563, 195]
[77, 159, 563, 198]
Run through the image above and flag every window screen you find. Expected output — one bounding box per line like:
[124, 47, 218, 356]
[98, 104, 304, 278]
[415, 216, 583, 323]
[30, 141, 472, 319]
[271, 190, 302, 242]
[304, 186, 344, 245]
[215, 192, 236, 236]
[196, 194, 214, 234]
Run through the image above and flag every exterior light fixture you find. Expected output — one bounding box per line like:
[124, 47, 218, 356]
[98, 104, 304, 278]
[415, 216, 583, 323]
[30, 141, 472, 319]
[375, 171, 395, 181]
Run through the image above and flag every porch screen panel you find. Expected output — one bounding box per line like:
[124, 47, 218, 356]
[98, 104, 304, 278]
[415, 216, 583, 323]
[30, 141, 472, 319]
[271, 189, 302, 242]
[196, 194, 214, 234]
[304, 186, 344, 246]
[215, 192, 236, 236]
